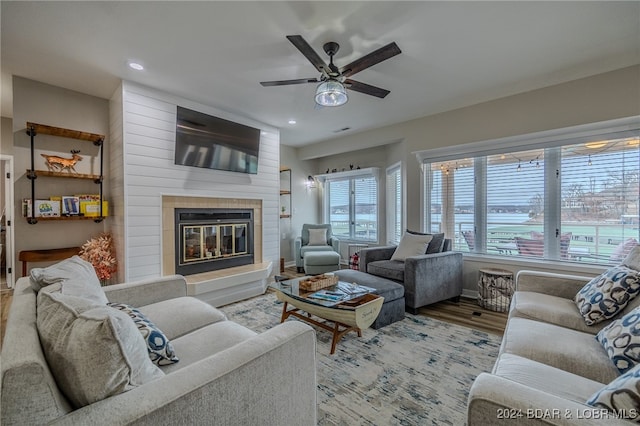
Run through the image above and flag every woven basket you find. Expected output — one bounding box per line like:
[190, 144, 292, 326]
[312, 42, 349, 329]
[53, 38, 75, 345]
[299, 274, 339, 291]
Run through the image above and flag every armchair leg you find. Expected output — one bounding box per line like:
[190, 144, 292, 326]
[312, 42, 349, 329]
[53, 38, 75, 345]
[297, 267, 304, 273]
[450, 296, 461, 303]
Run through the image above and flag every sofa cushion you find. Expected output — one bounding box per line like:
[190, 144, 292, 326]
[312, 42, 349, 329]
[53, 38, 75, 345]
[501, 317, 620, 383]
[510, 291, 611, 334]
[108, 303, 179, 366]
[494, 353, 604, 403]
[390, 233, 432, 261]
[161, 321, 258, 373]
[308, 228, 328, 246]
[597, 306, 640, 374]
[587, 362, 640, 415]
[574, 265, 640, 326]
[36, 289, 163, 408]
[29, 255, 107, 305]
[406, 229, 445, 254]
[138, 296, 227, 340]
[367, 260, 405, 283]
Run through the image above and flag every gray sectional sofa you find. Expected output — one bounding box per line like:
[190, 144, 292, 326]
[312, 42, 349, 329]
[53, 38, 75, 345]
[468, 269, 640, 425]
[1, 260, 317, 425]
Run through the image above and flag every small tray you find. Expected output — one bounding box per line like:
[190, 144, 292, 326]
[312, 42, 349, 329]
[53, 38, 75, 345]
[299, 274, 339, 291]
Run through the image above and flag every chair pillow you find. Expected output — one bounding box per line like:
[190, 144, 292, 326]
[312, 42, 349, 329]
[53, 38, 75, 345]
[30, 255, 108, 305]
[624, 245, 640, 272]
[574, 265, 640, 326]
[308, 228, 328, 246]
[108, 303, 179, 366]
[587, 357, 640, 416]
[391, 233, 433, 261]
[596, 306, 640, 374]
[406, 229, 445, 254]
[37, 290, 164, 408]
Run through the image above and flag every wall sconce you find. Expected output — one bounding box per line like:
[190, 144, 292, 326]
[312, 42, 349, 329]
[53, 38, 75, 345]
[306, 175, 317, 189]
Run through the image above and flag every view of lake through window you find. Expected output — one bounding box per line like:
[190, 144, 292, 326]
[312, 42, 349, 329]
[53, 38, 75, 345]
[425, 135, 639, 263]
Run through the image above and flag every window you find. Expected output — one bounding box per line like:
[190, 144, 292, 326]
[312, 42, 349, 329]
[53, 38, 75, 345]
[422, 124, 639, 264]
[324, 169, 378, 242]
[386, 163, 402, 244]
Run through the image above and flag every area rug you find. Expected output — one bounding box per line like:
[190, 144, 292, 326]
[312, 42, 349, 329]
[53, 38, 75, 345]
[220, 292, 501, 425]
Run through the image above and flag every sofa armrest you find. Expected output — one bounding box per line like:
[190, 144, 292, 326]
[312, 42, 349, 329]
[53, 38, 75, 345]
[51, 321, 317, 426]
[515, 270, 593, 300]
[404, 252, 463, 305]
[104, 275, 187, 307]
[468, 373, 631, 426]
[358, 246, 396, 272]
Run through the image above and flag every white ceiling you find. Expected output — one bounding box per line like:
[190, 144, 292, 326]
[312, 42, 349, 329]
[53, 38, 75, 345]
[2, 1, 639, 147]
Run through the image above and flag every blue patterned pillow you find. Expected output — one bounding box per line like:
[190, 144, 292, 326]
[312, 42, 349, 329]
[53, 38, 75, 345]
[108, 303, 179, 366]
[575, 266, 640, 326]
[597, 306, 640, 374]
[587, 362, 640, 418]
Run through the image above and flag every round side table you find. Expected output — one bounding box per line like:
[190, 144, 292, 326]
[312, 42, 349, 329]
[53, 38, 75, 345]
[477, 268, 514, 312]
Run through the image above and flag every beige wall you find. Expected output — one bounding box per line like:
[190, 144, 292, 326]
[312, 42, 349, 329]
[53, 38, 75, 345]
[12, 77, 110, 276]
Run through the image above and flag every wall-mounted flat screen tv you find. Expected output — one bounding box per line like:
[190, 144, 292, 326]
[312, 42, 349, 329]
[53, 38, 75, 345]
[175, 106, 260, 174]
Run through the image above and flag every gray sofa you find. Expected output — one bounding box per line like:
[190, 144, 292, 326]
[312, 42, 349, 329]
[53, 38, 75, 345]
[467, 269, 640, 425]
[1, 273, 317, 425]
[358, 238, 463, 314]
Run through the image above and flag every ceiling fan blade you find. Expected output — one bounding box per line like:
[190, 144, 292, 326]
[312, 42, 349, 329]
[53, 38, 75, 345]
[286, 35, 328, 73]
[340, 42, 402, 78]
[260, 78, 319, 87]
[344, 79, 390, 98]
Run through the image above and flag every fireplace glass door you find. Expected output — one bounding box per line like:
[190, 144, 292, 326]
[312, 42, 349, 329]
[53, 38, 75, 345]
[181, 223, 248, 264]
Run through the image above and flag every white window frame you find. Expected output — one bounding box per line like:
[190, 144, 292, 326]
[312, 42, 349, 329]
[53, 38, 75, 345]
[386, 162, 403, 244]
[416, 116, 640, 266]
[317, 167, 380, 243]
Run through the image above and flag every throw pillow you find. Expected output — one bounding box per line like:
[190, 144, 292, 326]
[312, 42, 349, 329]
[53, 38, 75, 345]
[308, 228, 328, 246]
[611, 238, 639, 264]
[574, 265, 640, 326]
[390, 233, 433, 261]
[587, 360, 640, 416]
[37, 290, 164, 408]
[406, 229, 445, 254]
[624, 245, 640, 272]
[30, 255, 108, 305]
[596, 306, 640, 374]
[108, 303, 179, 366]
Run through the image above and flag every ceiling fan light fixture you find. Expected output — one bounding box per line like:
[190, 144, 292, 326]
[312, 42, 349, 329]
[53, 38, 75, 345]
[315, 79, 348, 107]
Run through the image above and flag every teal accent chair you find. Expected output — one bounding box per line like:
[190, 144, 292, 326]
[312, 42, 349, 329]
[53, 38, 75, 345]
[294, 224, 340, 273]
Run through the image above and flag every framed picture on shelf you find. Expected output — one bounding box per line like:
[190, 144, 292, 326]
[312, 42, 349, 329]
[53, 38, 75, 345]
[62, 196, 80, 215]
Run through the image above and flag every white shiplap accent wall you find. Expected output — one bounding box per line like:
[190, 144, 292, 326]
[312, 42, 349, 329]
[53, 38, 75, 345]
[119, 81, 280, 282]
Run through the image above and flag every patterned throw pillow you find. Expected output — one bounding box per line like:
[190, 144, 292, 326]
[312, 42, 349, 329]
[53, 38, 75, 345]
[108, 303, 179, 366]
[596, 306, 640, 373]
[587, 362, 640, 418]
[574, 266, 640, 326]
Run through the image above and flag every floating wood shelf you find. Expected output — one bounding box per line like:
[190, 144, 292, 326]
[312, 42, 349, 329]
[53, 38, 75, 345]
[280, 190, 291, 195]
[26, 122, 105, 144]
[280, 214, 291, 219]
[27, 169, 101, 180]
[26, 216, 104, 222]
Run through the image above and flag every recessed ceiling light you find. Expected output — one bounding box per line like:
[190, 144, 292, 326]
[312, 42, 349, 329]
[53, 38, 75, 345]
[288, 119, 296, 125]
[128, 62, 144, 71]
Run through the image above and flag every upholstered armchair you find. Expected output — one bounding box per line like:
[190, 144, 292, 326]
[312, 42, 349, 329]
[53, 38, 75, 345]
[294, 224, 340, 273]
[358, 234, 463, 314]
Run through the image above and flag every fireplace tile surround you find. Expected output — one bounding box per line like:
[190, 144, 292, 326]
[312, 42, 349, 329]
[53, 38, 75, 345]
[162, 195, 263, 276]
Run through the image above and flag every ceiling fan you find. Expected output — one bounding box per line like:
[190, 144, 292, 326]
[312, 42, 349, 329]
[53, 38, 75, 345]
[260, 35, 401, 107]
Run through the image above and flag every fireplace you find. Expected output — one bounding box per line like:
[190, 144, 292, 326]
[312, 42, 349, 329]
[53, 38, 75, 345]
[174, 208, 254, 276]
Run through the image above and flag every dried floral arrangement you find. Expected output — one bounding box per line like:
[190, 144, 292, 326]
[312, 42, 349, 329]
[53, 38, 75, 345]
[79, 232, 117, 285]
